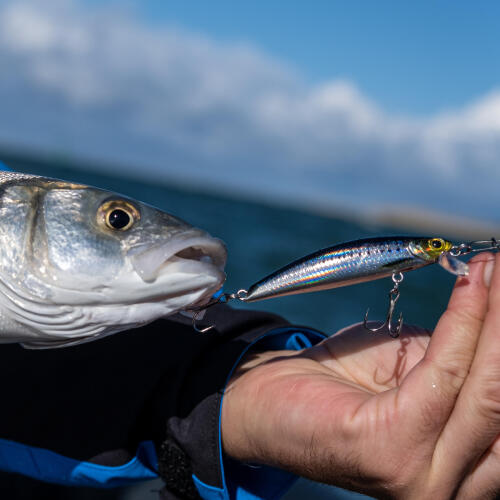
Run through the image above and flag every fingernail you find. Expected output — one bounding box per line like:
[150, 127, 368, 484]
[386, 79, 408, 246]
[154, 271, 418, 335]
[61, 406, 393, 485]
[484, 259, 495, 287]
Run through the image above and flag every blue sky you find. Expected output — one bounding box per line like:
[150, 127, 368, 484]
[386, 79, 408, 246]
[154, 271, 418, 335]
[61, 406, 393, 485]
[132, 1, 500, 115]
[1, 0, 500, 226]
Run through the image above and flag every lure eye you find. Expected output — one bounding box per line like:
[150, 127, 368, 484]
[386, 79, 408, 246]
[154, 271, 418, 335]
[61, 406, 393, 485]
[430, 238, 444, 250]
[98, 200, 140, 232]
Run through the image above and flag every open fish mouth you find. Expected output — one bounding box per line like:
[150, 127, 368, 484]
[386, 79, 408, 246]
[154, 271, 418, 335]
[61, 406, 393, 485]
[129, 232, 227, 283]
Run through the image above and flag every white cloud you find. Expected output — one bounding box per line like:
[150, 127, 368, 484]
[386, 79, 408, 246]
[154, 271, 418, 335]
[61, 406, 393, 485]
[0, 0, 499, 223]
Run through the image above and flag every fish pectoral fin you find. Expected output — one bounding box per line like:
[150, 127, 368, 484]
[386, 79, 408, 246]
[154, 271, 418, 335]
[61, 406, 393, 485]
[438, 252, 469, 276]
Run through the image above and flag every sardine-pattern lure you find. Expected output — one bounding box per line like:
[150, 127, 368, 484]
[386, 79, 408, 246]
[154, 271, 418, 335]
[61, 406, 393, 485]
[193, 236, 499, 337]
[240, 236, 462, 337]
[241, 236, 455, 303]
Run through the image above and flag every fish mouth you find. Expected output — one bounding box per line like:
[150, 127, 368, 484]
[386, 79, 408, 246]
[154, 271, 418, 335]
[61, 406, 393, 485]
[129, 231, 227, 284]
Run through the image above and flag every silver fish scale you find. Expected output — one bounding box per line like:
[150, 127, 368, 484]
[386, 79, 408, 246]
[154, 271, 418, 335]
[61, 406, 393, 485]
[0, 172, 41, 184]
[0, 172, 88, 191]
[244, 237, 427, 302]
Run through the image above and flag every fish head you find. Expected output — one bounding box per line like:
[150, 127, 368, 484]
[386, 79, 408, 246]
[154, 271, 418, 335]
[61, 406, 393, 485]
[0, 173, 226, 346]
[408, 237, 454, 262]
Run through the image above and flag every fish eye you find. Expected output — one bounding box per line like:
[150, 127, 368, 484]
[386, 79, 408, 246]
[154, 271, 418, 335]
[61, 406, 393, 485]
[430, 238, 444, 250]
[108, 209, 131, 230]
[98, 200, 140, 231]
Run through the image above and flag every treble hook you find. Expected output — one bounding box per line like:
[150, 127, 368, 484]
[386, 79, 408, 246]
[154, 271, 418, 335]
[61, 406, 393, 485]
[192, 309, 216, 333]
[364, 272, 404, 338]
[190, 289, 248, 333]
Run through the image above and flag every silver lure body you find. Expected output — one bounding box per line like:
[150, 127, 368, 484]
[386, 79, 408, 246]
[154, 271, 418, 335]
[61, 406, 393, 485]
[244, 237, 437, 302]
[0, 172, 227, 348]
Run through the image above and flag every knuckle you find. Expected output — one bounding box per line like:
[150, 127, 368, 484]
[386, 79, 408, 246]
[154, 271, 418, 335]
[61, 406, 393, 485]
[474, 381, 500, 421]
[440, 363, 470, 392]
[423, 356, 470, 395]
[441, 307, 484, 334]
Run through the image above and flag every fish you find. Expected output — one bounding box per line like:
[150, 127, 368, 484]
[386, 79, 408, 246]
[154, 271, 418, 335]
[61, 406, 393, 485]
[241, 236, 461, 303]
[0, 171, 227, 349]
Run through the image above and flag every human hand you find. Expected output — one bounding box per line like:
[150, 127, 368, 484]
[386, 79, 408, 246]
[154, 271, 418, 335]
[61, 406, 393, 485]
[222, 253, 500, 499]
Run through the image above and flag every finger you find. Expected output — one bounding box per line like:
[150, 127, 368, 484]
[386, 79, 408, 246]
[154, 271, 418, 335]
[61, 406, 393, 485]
[457, 437, 500, 499]
[397, 254, 492, 436]
[424, 253, 492, 382]
[432, 253, 500, 493]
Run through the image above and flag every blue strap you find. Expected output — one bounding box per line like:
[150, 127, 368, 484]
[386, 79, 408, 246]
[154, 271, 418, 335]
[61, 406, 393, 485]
[0, 160, 11, 171]
[0, 438, 158, 488]
[194, 327, 326, 500]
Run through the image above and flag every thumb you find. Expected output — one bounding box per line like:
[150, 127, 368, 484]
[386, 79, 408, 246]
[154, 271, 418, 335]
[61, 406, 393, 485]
[398, 254, 491, 433]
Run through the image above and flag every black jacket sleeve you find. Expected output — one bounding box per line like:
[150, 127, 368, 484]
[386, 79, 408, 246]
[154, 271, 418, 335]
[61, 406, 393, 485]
[0, 304, 324, 499]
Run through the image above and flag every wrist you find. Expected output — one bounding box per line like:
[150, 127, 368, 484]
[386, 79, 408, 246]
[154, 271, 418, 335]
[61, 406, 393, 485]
[221, 349, 296, 464]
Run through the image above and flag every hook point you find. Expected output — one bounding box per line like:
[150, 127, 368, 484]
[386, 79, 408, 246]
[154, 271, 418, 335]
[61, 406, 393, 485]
[192, 310, 216, 333]
[364, 307, 388, 332]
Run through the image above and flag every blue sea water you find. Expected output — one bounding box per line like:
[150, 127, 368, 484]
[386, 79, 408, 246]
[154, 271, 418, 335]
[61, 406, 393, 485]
[0, 153, 459, 500]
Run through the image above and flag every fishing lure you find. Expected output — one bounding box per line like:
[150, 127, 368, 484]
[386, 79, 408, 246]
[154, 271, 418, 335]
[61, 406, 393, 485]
[191, 237, 500, 337]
